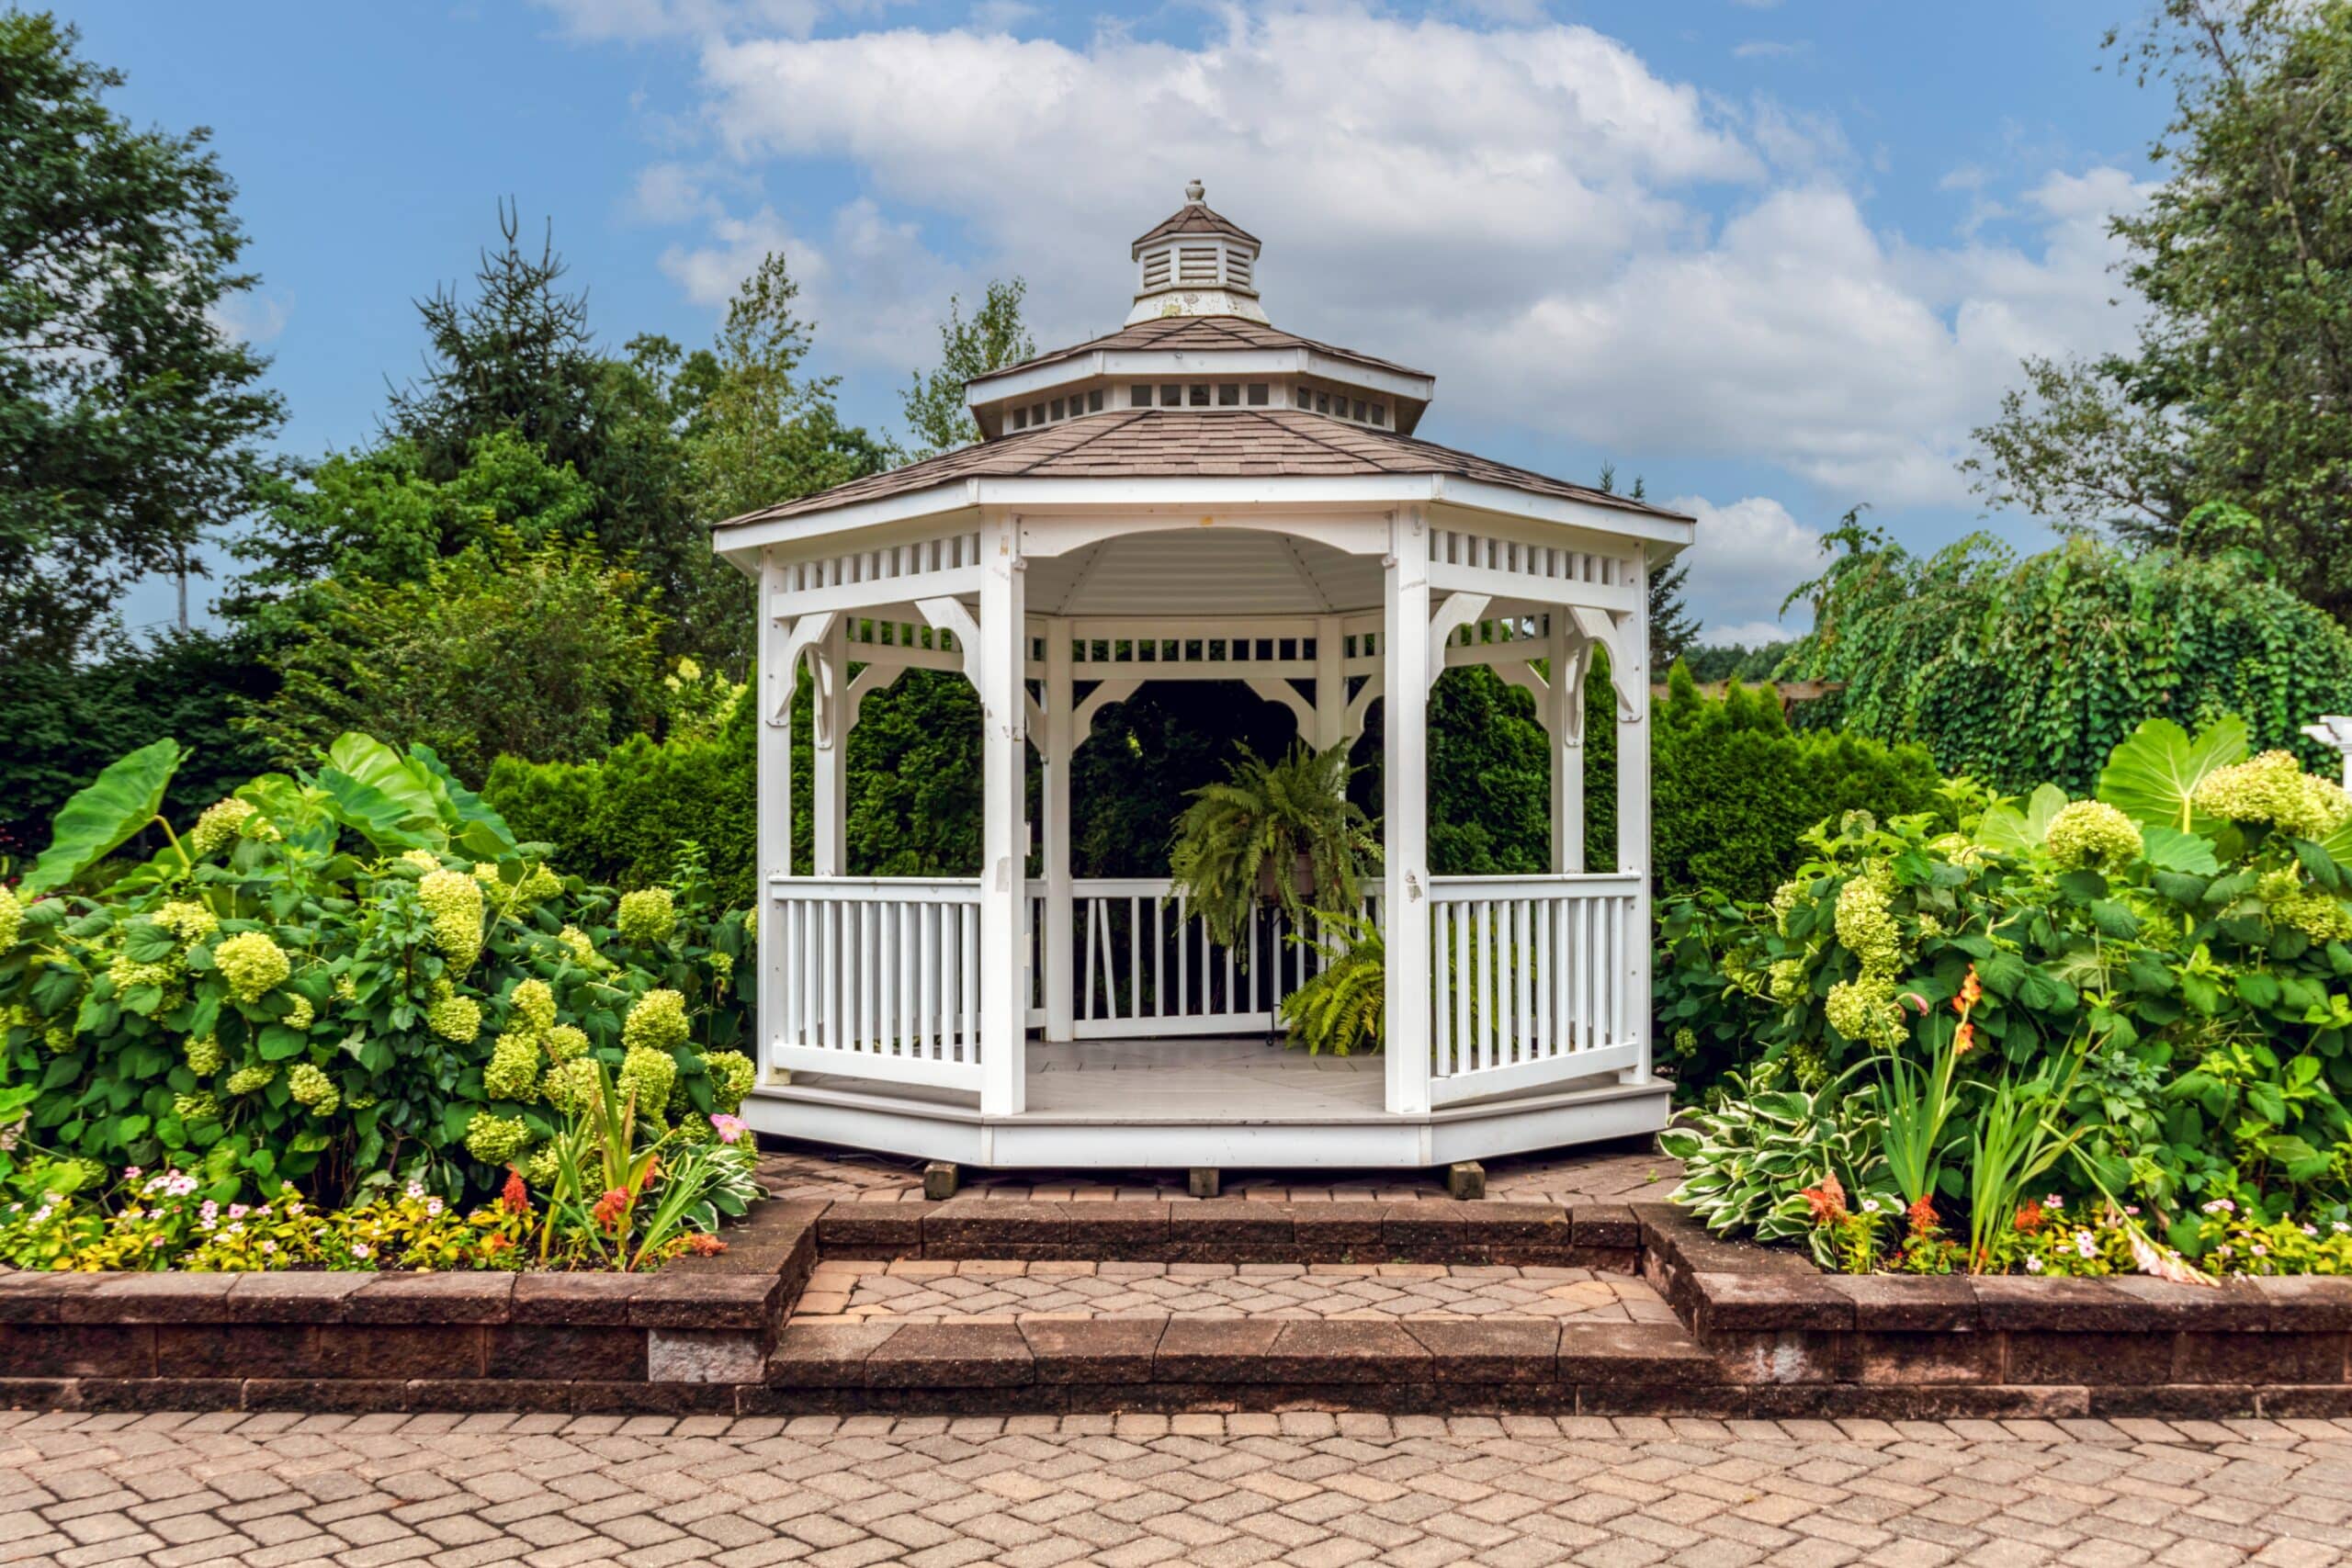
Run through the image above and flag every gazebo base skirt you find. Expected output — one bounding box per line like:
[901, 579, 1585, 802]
[741, 1036, 1670, 1169]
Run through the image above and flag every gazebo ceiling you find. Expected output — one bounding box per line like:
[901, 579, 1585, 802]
[1025, 525, 1382, 618]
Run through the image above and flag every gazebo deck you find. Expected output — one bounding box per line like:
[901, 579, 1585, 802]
[745, 1036, 1670, 1168]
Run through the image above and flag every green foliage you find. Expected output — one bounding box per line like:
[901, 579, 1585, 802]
[0, 12, 285, 664]
[901, 279, 1036, 460]
[1779, 521, 2352, 794]
[1654, 663, 1947, 901]
[1276, 915, 1385, 1056]
[0, 734, 753, 1209]
[1967, 1, 2352, 617]
[20, 739, 185, 897]
[1168, 743, 1371, 949]
[243, 534, 673, 784]
[1657, 1072, 1895, 1269]
[1662, 716, 2352, 1265]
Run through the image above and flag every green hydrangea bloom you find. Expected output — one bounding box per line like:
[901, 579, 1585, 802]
[742, 907, 757, 943]
[0, 886, 18, 954]
[2044, 799, 2144, 870]
[543, 1023, 589, 1062]
[464, 1111, 532, 1164]
[1767, 958, 1805, 1006]
[2259, 869, 2352, 942]
[226, 1063, 276, 1095]
[616, 887, 677, 946]
[707, 949, 734, 981]
[1825, 973, 1906, 1050]
[483, 1030, 543, 1101]
[617, 1044, 676, 1120]
[282, 995, 314, 1031]
[418, 869, 485, 972]
[1769, 880, 1803, 938]
[557, 925, 602, 968]
[2192, 750, 2352, 840]
[172, 1091, 219, 1123]
[107, 955, 178, 997]
[543, 1056, 604, 1114]
[704, 1050, 756, 1113]
[401, 849, 441, 872]
[521, 1142, 564, 1189]
[41, 1022, 72, 1054]
[511, 978, 557, 1033]
[426, 993, 481, 1043]
[214, 931, 291, 1002]
[288, 1062, 341, 1116]
[187, 797, 257, 859]
[153, 900, 218, 943]
[673, 1112, 716, 1145]
[184, 1034, 223, 1076]
[621, 988, 690, 1055]
[518, 864, 562, 902]
[1832, 871, 1902, 974]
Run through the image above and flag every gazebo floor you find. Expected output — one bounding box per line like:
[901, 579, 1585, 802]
[745, 1035, 1671, 1170]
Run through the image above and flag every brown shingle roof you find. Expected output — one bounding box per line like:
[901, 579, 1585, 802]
[971, 315, 1430, 387]
[1132, 200, 1260, 252]
[715, 411, 1694, 529]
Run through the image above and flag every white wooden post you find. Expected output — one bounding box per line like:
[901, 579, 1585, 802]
[811, 617, 847, 877]
[1042, 618, 1076, 1043]
[1383, 511, 1433, 1116]
[1312, 613, 1346, 752]
[1547, 618, 1586, 874]
[756, 550, 794, 1083]
[1615, 556, 1653, 1085]
[978, 512, 1029, 1114]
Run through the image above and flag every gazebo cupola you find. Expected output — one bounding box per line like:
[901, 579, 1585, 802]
[1127, 178, 1266, 324]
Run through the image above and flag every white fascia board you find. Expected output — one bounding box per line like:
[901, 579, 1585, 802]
[967, 348, 1434, 410]
[713, 471, 1697, 561]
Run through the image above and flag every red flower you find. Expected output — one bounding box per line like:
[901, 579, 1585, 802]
[592, 1187, 630, 1234]
[684, 1234, 727, 1257]
[500, 1168, 530, 1216]
[2014, 1199, 2046, 1235]
[1799, 1174, 1848, 1225]
[1955, 966, 1983, 1013]
[1905, 1195, 1939, 1237]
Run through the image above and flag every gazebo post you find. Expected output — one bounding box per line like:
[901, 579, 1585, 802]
[1547, 618, 1586, 874]
[977, 512, 1029, 1115]
[1041, 618, 1076, 1043]
[756, 549, 793, 1082]
[1382, 509, 1433, 1116]
[1312, 614, 1347, 750]
[1615, 557, 1653, 1086]
[810, 617, 847, 877]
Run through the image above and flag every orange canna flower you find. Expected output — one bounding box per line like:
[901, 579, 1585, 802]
[1953, 1021, 1974, 1057]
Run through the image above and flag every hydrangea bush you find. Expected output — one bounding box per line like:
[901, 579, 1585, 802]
[1659, 716, 2352, 1268]
[0, 732, 758, 1208]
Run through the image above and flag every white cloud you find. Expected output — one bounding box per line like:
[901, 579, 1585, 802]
[1668, 494, 1825, 642]
[209, 290, 291, 345]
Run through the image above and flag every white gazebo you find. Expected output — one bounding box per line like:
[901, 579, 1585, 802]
[712, 184, 1694, 1171]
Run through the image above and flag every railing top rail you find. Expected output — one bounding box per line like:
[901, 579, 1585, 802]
[768, 875, 982, 903]
[1427, 872, 1643, 897]
[1068, 876, 1181, 897]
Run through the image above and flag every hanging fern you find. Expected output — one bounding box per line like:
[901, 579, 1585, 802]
[1277, 913, 1384, 1055]
[1167, 741, 1370, 948]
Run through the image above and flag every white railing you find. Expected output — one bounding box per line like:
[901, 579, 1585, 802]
[1427, 874, 1643, 1105]
[1029, 877, 1378, 1039]
[769, 877, 985, 1090]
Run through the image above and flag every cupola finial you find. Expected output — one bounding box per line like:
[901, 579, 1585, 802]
[1184, 177, 1204, 204]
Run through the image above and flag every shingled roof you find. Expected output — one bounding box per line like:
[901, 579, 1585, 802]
[1132, 198, 1260, 254]
[714, 410, 1693, 530]
[971, 314, 1430, 387]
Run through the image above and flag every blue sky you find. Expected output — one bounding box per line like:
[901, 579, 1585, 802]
[69, 0, 2167, 643]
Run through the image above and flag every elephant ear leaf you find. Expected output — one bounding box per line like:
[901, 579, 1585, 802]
[325, 733, 439, 831]
[2098, 716, 2247, 832]
[22, 739, 184, 896]
[406, 742, 516, 857]
[1975, 783, 2069, 854]
[315, 768, 435, 852]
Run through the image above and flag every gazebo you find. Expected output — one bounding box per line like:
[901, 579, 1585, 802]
[711, 183, 1694, 1171]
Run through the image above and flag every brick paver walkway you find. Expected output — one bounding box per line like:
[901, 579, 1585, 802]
[2, 1409, 2348, 1567]
[756, 1140, 1680, 1207]
[795, 1259, 1675, 1325]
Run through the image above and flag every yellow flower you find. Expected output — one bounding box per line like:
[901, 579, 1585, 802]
[214, 931, 291, 1002]
[426, 993, 482, 1043]
[616, 887, 677, 946]
[418, 869, 485, 972]
[2044, 799, 2143, 870]
[187, 797, 259, 859]
[621, 988, 690, 1055]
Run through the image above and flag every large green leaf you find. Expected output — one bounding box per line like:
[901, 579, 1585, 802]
[22, 739, 184, 895]
[407, 742, 516, 856]
[316, 768, 435, 851]
[2097, 716, 2247, 831]
[2141, 826, 2221, 874]
[325, 733, 439, 831]
[1975, 782, 2070, 854]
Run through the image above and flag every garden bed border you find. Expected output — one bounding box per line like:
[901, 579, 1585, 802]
[2, 1192, 2348, 1416]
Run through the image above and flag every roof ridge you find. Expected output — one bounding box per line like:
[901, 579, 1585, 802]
[1261, 407, 1389, 466]
[1012, 409, 1148, 475]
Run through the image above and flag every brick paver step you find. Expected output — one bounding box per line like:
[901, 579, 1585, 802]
[794, 1256, 1679, 1323]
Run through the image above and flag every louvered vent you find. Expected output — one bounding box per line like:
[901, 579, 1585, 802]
[1177, 246, 1220, 285]
[1141, 248, 1171, 291]
[1227, 246, 1252, 289]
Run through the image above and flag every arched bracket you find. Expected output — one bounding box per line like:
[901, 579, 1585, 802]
[1071, 678, 1141, 749]
[915, 597, 991, 710]
[1568, 605, 1643, 722]
[1498, 635, 1591, 745]
[767, 609, 837, 728]
[1245, 676, 1317, 737]
[1344, 674, 1382, 739]
[1425, 592, 1491, 690]
[843, 661, 903, 737]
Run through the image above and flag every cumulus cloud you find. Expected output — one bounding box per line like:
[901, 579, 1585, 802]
[1668, 494, 1825, 643]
